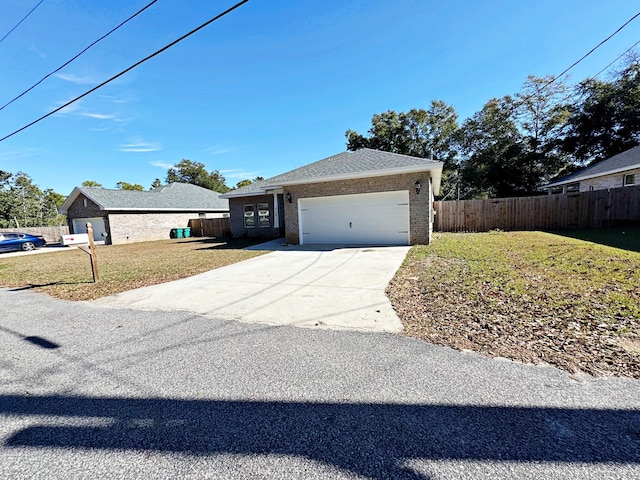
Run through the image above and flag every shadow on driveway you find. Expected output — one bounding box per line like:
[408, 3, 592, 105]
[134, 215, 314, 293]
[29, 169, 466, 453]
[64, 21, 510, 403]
[2, 394, 639, 479]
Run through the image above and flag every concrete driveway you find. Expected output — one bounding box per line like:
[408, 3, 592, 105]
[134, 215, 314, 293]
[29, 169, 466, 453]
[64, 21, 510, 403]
[93, 240, 410, 332]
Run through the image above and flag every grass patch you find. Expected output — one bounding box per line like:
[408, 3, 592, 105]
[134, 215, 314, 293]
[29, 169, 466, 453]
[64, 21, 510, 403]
[549, 226, 640, 252]
[387, 230, 640, 378]
[0, 237, 268, 301]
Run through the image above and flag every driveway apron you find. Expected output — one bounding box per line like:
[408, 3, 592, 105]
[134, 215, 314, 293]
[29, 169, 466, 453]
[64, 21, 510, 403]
[92, 245, 410, 332]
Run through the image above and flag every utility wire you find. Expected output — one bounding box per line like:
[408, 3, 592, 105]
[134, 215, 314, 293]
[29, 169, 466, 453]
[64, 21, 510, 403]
[0, 0, 250, 143]
[0, 0, 46, 44]
[541, 11, 640, 91]
[0, 0, 159, 113]
[591, 39, 640, 79]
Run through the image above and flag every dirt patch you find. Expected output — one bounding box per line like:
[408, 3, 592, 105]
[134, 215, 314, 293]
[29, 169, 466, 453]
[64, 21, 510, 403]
[387, 232, 640, 379]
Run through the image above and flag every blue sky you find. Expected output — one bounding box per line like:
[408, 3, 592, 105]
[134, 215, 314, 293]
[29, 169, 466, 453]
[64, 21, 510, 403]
[0, 0, 638, 195]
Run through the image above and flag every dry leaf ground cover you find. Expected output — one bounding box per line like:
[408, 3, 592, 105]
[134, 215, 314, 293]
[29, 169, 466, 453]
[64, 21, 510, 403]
[387, 229, 640, 378]
[0, 237, 267, 301]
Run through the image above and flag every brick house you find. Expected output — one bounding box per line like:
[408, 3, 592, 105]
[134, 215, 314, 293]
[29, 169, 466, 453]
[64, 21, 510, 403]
[540, 145, 640, 194]
[220, 149, 443, 245]
[59, 183, 229, 245]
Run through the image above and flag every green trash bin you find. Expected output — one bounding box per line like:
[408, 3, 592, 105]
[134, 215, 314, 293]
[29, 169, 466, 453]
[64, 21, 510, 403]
[170, 228, 178, 239]
[176, 228, 184, 238]
[183, 227, 191, 238]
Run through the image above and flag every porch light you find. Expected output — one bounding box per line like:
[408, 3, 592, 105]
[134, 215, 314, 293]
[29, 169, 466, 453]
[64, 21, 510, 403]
[286, 192, 292, 203]
[415, 180, 421, 195]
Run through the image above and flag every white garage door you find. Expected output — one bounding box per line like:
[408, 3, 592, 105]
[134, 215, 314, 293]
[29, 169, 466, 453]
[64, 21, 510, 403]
[299, 191, 410, 245]
[72, 217, 106, 241]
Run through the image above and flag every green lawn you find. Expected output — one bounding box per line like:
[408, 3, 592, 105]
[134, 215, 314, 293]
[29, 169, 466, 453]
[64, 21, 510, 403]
[387, 230, 640, 378]
[0, 237, 268, 301]
[549, 226, 640, 252]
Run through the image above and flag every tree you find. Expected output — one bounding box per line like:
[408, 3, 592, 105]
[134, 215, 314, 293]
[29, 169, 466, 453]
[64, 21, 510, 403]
[42, 189, 66, 226]
[82, 180, 103, 187]
[346, 100, 460, 169]
[235, 176, 265, 189]
[0, 171, 66, 227]
[458, 97, 525, 198]
[116, 181, 144, 191]
[457, 76, 572, 198]
[512, 75, 572, 187]
[562, 59, 640, 163]
[166, 159, 230, 193]
[12, 173, 44, 227]
[0, 171, 15, 227]
[150, 178, 163, 189]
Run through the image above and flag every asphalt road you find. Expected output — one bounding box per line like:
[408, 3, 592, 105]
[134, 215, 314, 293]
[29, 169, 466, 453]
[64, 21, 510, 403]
[1, 287, 639, 479]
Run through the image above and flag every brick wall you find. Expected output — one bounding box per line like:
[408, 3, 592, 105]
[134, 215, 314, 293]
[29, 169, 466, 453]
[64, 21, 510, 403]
[580, 168, 640, 191]
[66, 193, 229, 244]
[65, 194, 109, 239]
[283, 172, 433, 245]
[107, 212, 226, 244]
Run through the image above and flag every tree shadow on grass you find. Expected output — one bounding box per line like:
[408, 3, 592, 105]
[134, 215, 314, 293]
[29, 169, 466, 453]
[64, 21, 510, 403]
[2, 394, 639, 479]
[172, 236, 266, 250]
[547, 227, 640, 253]
[9, 281, 93, 292]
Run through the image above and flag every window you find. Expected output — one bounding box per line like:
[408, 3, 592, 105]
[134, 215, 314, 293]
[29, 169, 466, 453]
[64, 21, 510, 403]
[243, 205, 255, 228]
[257, 203, 270, 228]
[566, 182, 580, 193]
[624, 174, 635, 187]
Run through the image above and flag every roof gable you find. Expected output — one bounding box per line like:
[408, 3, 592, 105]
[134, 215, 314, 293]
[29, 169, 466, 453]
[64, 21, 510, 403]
[59, 183, 229, 214]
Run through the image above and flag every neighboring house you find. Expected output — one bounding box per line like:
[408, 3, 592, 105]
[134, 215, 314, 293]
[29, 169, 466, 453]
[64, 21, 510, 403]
[540, 145, 640, 194]
[59, 183, 229, 245]
[220, 148, 443, 245]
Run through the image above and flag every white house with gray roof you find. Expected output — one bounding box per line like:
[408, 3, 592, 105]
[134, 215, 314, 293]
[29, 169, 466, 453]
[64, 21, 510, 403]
[59, 183, 229, 245]
[540, 145, 640, 194]
[221, 149, 443, 245]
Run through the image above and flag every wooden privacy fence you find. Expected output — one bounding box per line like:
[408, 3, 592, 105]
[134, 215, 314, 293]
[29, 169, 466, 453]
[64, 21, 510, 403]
[188, 217, 231, 237]
[0, 226, 69, 243]
[434, 186, 640, 232]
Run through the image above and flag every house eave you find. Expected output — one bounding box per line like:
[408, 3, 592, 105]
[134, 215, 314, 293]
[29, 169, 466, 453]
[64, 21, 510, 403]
[222, 164, 443, 198]
[540, 163, 640, 189]
[104, 207, 229, 212]
[270, 164, 443, 187]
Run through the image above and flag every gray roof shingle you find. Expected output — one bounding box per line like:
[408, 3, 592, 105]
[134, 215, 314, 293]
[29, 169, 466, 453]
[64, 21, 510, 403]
[222, 149, 443, 198]
[60, 183, 229, 213]
[267, 149, 442, 184]
[543, 145, 640, 188]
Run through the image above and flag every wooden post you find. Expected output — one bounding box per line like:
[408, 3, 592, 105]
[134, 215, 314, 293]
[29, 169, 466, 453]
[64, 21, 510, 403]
[85, 223, 99, 282]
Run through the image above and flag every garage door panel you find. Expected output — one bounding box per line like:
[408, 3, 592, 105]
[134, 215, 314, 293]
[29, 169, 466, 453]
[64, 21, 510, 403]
[72, 217, 106, 241]
[299, 191, 409, 245]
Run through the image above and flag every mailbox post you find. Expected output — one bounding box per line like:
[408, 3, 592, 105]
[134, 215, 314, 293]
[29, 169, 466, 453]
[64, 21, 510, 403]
[86, 223, 99, 282]
[70, 223, 99, 282]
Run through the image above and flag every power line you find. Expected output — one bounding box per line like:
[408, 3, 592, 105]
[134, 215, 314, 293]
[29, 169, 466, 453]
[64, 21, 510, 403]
[0, 0, 159, 113]
[543, 10, 640, 90]
[0, 0, 250, 144]
[0, 0, 46, 44]
[591, 39, 640, 79]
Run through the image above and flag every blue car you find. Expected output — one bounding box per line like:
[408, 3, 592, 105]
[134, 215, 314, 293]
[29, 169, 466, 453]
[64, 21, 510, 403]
[0, 232, 47, 252]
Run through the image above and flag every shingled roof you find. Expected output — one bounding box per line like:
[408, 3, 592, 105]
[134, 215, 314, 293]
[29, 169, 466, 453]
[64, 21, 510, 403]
[222, 149, 443, 198]
[59, 182, 229, 214]
[542, 145, 640, 189]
